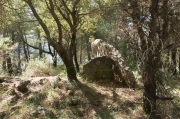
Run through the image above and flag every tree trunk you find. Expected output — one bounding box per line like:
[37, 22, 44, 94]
[171, 47, 177, 75]
[53, 49, 57, 67]
[2, 61, 6, 71]
[22, 38, 29, 62]
[24, 0, 78, 82]
[39, 42, 43, 58]
[179, 51, 180, 74]
[86, 38, 91, 61]
[18, 44, 21, 70]
[11, 30, 15, 44]
[2, 50, 6, 71]
[143, 55, 158, 116]
[73, 44, 79, 72]
[61, 54, 77, 81]
[7, 55, 13, 76]
[79, 43, 83, 64]
[37, 29, 43, 58]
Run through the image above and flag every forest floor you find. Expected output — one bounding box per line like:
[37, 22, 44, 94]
[0, 72, 180, 119]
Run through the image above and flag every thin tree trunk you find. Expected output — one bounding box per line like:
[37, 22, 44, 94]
[53, 49, 57, 67]
[18, 44, 21, 70]
[11, 30, 15, 44]
[171, 47, 177, 75]
[167, 50, 170, 71]
[24, 32, 30, 60]
[86, 38, 91, 61]
[74, 44, 79, 72]
[7, 55, 13, 76]
[22, 38, 29, 62]
[2, 50, 6, 71]
[39, 42, 43, 58]
[79, 43, 83, 64]
[26, 43, 30, 60]
[179, 51, 180, 73]
[37, 29, 43, 58]
[2, 61, 6, 71]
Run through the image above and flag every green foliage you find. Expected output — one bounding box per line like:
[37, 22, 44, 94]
[0, 37, 13, 49]
[0, 37, 18, 55]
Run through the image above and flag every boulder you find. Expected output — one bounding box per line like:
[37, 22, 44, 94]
[83, 39, 137, 88]
[82, 56, 115, 81]
[83, 56, 136, 88]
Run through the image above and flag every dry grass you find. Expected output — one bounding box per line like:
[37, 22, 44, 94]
[0, 75, 148, 119]
[21, 59, 66, 79]
[0, 66, 180, 119]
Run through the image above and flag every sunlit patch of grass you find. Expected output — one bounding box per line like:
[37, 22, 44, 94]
[21, 59, 67, 79]
[21, 59, 51, 79]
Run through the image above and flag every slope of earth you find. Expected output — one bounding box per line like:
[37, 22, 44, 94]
[0, 74, 179, 119]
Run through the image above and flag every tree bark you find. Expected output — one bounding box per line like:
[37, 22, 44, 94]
[79, 42, 83, 64]
[37, 29, 43, 58]
[142, 54, 158, 116]
[129, 0, 159, 117]
[7, 55, 13, 76]
[73, 43, 80, 72]
[39, 42, 43, 58]
[142, 0, 159, 115]
[2, 50, 6, 71]
[179, 51, 180, 74]
[58, 49, 77, 81]
[18, 44, 21, 70]
[53, 49, 57, 67]
[22, 35, 29, 62]
[86, 38, 91, 61]
[171, 47, 177, 75]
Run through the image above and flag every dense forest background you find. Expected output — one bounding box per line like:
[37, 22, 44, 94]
[0, 0, 180, 119]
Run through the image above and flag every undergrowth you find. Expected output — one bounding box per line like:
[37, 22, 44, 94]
[21, 59, 66, 79]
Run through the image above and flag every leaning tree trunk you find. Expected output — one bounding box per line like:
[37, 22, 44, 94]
[23, 0, 78, 82]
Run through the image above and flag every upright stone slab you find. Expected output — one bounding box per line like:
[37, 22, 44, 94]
[82, 56, 114, 81]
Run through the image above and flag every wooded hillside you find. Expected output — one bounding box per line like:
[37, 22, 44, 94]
[0, 0, 180, 119]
